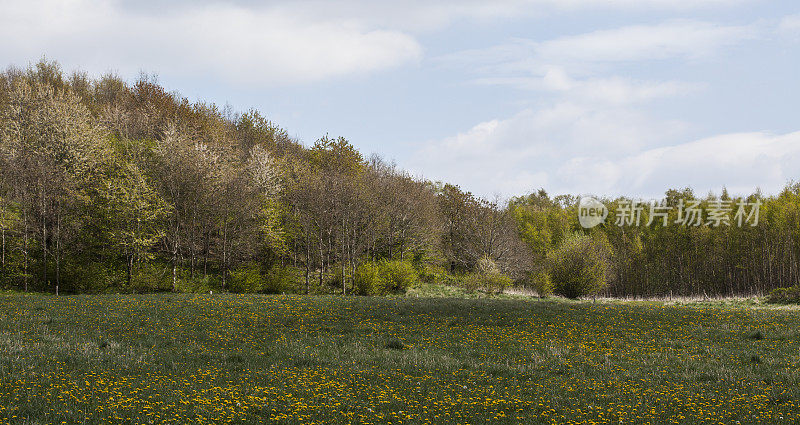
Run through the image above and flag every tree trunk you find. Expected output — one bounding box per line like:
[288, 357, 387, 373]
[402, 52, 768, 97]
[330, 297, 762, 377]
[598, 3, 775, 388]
[319, 240, 324, 288]
[399, 229, 405, 261]
[341, 218, 346, 295]
[23, 211, 28, 292]
[172, 219, 179, 292]
[203, 231, 209, 278]
[388, 223, 394, 260]
[55, 207, 61, 294]
[127, 254, 133, 288]
[42, 212, 47, 289]
[305, 231, 311, 294]
[222, 220, 228, 290]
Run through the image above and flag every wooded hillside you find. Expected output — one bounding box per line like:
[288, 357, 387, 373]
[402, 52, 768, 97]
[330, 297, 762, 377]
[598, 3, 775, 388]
[1, 60, 798, 297]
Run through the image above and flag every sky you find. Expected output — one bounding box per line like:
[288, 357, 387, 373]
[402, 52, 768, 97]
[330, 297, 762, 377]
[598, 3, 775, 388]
[1, 0, 799, 199]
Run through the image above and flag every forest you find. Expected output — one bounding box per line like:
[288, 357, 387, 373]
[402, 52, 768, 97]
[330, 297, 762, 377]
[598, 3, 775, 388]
[1, 60, 799, 298]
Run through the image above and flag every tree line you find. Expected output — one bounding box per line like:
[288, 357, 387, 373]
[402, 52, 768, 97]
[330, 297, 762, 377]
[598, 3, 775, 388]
[1, 60, 797, 298]
[0, 61, 527, 295]
[512, 187, 800, 298]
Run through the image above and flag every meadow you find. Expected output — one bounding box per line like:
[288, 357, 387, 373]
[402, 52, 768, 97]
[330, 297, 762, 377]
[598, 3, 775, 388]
[0, 292, 798, 424]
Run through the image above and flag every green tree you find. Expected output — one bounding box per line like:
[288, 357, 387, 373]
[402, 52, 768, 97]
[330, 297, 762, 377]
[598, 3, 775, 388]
[548, 232, 613, 299]
[96, 149, 169, 288]
[0, 76, 104, 293]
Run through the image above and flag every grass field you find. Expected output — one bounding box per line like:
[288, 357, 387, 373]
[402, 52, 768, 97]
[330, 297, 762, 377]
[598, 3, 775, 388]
[0, 292, 798, 424]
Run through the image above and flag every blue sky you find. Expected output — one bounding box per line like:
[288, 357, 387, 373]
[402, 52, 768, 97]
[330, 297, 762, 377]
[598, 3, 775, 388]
[2, 0, 799, 198]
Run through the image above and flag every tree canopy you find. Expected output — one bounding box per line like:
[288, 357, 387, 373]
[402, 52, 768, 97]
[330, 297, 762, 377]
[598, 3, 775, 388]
[0, 60, 796, 298]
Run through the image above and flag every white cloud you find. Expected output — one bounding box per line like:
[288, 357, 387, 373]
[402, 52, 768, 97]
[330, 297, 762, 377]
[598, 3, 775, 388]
[442, 20, 757, 71]
[439, 20, 759, 76]
[304, 0, 752, 32]
[420, 17, 795, 198]
[607, 131, 800, 196]
[439, 20, 753, 104]
[409, 103, 688, 197]
[0, 1, 758, 85]
[0, 0, 422, 85]
[778, 14, 800, 38]
[535, 20, 757, 63]
[569, 77, 703, 104]
[476, 67, 704, 104]
[411, 104, 800, 198]
[126, 0, 752, 33]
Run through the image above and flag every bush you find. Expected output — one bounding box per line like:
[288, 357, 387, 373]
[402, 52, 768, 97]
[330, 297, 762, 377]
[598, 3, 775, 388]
[354, 262, 381, 295]
[481, 272, 513, 294]
[130, 264, 225, 293]
[354, 260, 418, 295]
[229, 263, 302, 293]
[130, 263, 173, 292]
[457, 273, 482, 293]
[227, 263, 263, 293]
[476, 256, 501, 276]
[380, 260, 418, 293]
[455, 272, 513, 294]
[325, 268, 347, 291]
[548, 232, 613, 299]
[263, 265, 302, 294]
[417, 263, 448, 284]
[385, 337, 406, 350]
[766, 285, 800, 304]
[175, 273, 220, 293]
[449, 258, 513, 295]
[454, 257, 512, 294]
[529, 270, 553, 297]
[63, 261, 124, 293]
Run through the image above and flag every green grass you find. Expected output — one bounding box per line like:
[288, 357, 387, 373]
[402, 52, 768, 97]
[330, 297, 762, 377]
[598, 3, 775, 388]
[0, 292, 798, 424]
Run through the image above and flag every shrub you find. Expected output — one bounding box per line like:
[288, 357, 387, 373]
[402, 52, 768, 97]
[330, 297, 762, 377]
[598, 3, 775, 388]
[354, 262, 381, 295]
[453, 273, 511, 294]
[63, 261, 124, 293]
[326, 268, 347, 291]
[263, 266, 303, 294]
[529, 270, 553, 297]
[481, 272, 513, 294]
[457, 273, 482, 293]
[130, 263, 173, 292]
[455, 257, 513, 294]
[227, 262, 262, 293]
[746, 330, 764, 340]
[354, 260, 418, 295]
[385, 337, 406, 350]
[417, 263, 448, 284]
[175, 273, 220, 293]
[379, 260, 418, 293]
[228, 263, 302, 293]
[167, 267, 223, 293]
[548, 232, 613, 299]
[766, 285, 800, 304]
[476, 256, 501, 276]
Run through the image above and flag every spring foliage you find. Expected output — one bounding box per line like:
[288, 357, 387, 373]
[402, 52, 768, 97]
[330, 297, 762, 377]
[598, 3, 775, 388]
[354, 260, 419, 295]
[547, 233, 613, 299]
[2, 60, 799, 298]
